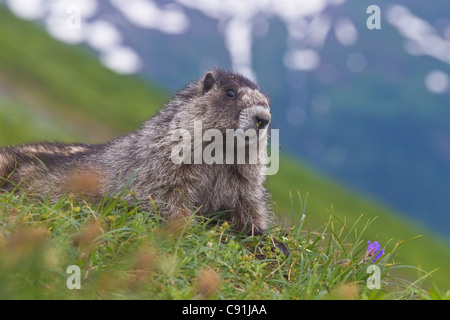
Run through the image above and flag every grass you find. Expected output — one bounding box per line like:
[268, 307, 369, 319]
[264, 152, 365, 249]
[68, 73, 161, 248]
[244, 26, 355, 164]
[0, 190, 444, 300]
[269, 154, 450, 289]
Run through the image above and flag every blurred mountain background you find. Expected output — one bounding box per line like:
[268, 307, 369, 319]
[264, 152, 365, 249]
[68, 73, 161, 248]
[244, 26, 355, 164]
[0, 0, 450, 287]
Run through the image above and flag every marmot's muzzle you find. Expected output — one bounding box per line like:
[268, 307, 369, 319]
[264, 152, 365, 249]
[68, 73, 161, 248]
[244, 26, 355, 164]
[255, 113, 270, 130]
[239, 105, 271, 133]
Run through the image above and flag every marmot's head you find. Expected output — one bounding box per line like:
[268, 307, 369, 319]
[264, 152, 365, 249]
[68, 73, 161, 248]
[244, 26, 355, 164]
[177, 69, 272, 143]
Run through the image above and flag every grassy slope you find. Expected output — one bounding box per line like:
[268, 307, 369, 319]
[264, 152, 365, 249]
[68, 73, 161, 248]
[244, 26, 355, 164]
[0, 7, 449, 292]
[1, 191, 441, 300]
[269, 155, 450, 288]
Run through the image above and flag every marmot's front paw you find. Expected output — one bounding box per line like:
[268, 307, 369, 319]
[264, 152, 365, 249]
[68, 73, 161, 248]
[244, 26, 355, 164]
[272, 238, 290, 257]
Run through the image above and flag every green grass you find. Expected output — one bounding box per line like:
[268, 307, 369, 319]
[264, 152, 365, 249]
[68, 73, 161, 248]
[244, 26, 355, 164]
[268, 154, 450, 289]
[0, 190, 443, 300]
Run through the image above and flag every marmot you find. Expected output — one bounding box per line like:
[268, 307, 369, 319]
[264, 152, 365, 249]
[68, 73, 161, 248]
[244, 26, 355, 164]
[0, 69, 277, 238]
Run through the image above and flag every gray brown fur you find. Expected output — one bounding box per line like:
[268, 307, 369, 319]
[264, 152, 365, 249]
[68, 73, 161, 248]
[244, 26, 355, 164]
[0, 70, 273, 235]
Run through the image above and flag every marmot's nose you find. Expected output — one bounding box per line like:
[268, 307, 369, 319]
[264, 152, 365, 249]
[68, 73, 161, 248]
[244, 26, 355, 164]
[254, 113, 270, 129]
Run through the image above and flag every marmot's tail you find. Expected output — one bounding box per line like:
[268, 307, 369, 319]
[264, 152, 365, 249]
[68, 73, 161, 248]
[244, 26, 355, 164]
[0, 151, 23, 191]
[0, 142, 96, 191]
[0, 152, 13, 183]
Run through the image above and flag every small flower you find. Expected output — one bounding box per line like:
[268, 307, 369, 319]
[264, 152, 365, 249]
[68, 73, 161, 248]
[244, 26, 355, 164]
[366, 240, 380, 255]
[366, 241, 384, 262]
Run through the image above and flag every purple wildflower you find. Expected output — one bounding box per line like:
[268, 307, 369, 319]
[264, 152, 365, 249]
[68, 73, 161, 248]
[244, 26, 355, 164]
[366, 241, 384, 262]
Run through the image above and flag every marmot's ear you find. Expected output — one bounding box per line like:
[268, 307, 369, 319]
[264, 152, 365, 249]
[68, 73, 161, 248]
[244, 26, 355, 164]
[203, 72, 215, 93]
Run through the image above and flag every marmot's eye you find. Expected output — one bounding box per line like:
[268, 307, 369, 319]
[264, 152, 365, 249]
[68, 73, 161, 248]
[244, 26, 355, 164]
[226, 89, 236, 99]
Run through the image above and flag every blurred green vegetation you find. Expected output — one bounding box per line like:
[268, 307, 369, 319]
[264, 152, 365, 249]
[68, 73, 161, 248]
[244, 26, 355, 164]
[0, 7, 167, 145]
[0, 6, 449, 293]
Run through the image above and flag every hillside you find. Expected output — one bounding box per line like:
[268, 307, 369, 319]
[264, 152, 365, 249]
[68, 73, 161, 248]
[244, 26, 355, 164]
[0, 6, 450, 291]
[0, 7, 167, 145]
